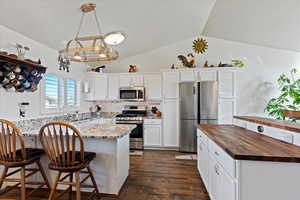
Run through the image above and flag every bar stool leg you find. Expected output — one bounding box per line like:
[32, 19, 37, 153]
[75, 171, 81, 200]
[36, 159, 51, 189]
[0, 167, 8, 189]
[20, 167, 26, 200]
[69, 172, 73, 200]
[48, 172, 61, 200]
[87, 166, 100, 195]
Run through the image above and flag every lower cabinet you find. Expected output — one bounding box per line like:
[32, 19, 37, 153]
[144, 124, 162, 147]
[197, 129, 236, 200]
[209, 156, 235, 200]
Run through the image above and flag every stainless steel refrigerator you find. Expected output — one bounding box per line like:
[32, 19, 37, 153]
[179, 81, 218, 152]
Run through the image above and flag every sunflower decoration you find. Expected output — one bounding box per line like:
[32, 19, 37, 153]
[192, 38, 208, 54]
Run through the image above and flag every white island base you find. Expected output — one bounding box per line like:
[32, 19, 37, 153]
[0, 122, 132, 197]
[38, 134, 130, 196]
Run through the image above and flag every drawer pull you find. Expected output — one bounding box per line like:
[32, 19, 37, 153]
[214, 151, 220, 156]
[257, 126, 264, 133]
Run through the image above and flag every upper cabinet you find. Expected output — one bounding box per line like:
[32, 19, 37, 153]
[163, 72, 179, 99]
[199, 71, 217, 82]
[180, 70, 197, 82]
[218, 71, 235, 98]
[108, 75, 120, 100]
[85, 73, 108, 101]
[119, 75, 144, 87]
[144, 74, 162, 100]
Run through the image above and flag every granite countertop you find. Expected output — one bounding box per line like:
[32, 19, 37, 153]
[198, 124, 300, 163]
[234, 116, 300, 133]
[24, 122, 136, 139]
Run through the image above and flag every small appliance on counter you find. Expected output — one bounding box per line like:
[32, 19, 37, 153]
[115, 105, 147, 150]
[89, 104, 102, 116]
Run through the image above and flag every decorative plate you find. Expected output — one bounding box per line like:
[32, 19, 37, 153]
[192, 38, 208, 54]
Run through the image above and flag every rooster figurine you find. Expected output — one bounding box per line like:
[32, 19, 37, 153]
[176, 53, 195, 68]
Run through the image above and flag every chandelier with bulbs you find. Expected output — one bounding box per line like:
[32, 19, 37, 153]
[58, 3, 126, 63]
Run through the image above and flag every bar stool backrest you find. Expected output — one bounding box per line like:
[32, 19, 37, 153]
[0, 119, 26, 163]
[39, 122, 85, 167]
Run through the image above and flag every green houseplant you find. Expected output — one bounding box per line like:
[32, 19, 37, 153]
[265, 68, 300, 120]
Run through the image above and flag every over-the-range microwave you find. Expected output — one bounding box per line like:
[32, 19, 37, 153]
[119, 87, 145, 101]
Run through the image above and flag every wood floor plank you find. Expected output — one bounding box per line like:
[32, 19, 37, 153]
[0, 150, 209, 200]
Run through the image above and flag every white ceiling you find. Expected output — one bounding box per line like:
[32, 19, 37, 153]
[0, 0, 216, 58]
[203, 0, 300, 52]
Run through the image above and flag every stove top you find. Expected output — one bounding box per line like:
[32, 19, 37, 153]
[116, 105, 147, 122]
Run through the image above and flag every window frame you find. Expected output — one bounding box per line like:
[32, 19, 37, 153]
[41, 74, 81, 114]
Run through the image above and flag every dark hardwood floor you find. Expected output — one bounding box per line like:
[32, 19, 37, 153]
[0, 150, 209, 200]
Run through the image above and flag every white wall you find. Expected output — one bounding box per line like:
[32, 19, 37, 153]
[0, 25, 89, 121]
[108, 36, 300, 116]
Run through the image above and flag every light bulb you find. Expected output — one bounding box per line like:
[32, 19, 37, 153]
[73, 52, 81, 60]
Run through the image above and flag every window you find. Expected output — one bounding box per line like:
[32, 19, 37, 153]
[43, 74, 80, 113]
[45, 75, 59, 109]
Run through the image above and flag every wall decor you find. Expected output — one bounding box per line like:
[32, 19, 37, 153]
[172, 53, 196, 69]
[232, 60, 245, 68]
[192, 38, 208, 54]
[15, 43, 30, 60]
[0, 53, 46, 93]
[129, 65, 137, 72]
[58, 55, 70, 72]
[91, 65, 106, 73]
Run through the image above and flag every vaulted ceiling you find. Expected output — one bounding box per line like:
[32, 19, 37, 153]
[203, 0, 300, 52]
[0, 0, 216, 58]
[2, 0, 300, 58]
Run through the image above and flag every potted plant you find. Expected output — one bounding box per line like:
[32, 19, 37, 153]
[265, 68, 300, 121]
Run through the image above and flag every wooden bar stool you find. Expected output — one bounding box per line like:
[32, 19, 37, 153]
[0, 119, 50, 200]
[39, 122, 100, 200]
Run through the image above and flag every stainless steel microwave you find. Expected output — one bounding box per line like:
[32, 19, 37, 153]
[119, 87, 145, 101]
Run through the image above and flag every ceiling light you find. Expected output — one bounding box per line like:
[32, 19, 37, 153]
[58, 3, 125, 63]
[104, 32, 126, 45]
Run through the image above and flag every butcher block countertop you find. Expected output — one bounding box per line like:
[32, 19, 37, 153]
[234, 116, 300, 133]
[198, 124, 300, 163]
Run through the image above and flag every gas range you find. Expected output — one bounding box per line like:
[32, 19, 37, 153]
[115, 105, 147, 150]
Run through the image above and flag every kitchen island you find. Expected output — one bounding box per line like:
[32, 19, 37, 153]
[197, 124, 300, 200]
[15, 120, 136, 197]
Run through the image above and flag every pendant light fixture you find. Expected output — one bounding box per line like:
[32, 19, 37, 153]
[58, 3, 126, 63]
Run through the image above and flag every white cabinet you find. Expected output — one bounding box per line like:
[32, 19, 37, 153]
[218, 98, 235, 124]
[198, 138, 209, 188]
[163, 72, 179, 99]
[199, 71, 217, 81]
[144, 125, 162, 147]
[144, 74, 162, 100]
[218, 71, 235, 98]
[163, 99, 178, 147]
[85, 74, 108, 100]
[179, 71, 197, 82]
[218, 162, 236, 200]
[108, 75, 120, 100]
[119, 75, 144, 87]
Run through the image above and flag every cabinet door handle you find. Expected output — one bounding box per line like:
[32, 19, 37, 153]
[214, 151, 220, 156]
[199, 144, 203, 151]
[214, 164, 220, 175]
